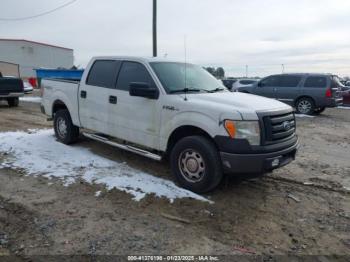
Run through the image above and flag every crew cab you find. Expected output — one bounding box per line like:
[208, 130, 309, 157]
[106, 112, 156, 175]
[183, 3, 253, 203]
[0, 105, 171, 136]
[41, 57, 299, 193]
[0, 75, 24, 107]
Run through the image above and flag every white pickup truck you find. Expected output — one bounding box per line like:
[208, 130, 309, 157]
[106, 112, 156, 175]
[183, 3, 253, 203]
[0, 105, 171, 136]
[41, 56, 299, 193]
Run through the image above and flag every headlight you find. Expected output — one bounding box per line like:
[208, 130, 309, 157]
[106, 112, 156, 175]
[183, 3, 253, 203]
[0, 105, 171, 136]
[224, 120, 261, 145]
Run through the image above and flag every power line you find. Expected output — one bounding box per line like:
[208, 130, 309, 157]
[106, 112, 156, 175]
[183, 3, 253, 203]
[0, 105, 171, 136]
[0, 0, 78, 21]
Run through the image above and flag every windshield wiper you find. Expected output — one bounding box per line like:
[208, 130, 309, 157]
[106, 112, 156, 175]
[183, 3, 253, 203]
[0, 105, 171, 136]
[170, 88, 204, 94]
[208, 87, 225, 93]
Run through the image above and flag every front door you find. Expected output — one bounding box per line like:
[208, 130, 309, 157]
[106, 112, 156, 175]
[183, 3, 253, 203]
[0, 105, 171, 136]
[108, 61, 161, 150]
[254, 75, 282, 98]
[274, 75, 302, 105]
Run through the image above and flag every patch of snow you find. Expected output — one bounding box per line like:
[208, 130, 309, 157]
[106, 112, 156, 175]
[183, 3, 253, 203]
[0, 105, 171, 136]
[95, 191, 102, 197]
[0, 130, 210, 203]
[295, 114, 315, 118]
[337, 106, 350, 110]
[19, 97, 42, 103]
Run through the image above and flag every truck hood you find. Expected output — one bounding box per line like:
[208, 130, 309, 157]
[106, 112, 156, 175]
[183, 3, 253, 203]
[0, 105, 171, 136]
[185, 91, 292, 120]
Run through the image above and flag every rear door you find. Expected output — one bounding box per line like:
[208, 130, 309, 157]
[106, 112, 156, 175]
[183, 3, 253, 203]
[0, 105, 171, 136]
[274, 75, 302, 105]
[301, 75, 328, 106]
[254, 75, 282, 98]
[108, 61, 161, 149]
[78, 60, 121, 134]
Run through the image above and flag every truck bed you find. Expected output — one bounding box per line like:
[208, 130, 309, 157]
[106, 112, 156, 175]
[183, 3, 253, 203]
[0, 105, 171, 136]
[41, 78, 80, 126]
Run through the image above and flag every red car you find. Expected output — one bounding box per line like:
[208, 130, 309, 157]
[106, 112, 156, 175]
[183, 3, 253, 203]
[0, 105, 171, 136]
[343, 89, 350, 106]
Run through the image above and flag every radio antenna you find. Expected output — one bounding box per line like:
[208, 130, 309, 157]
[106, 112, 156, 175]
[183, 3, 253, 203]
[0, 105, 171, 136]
[184, 35, 188, 101]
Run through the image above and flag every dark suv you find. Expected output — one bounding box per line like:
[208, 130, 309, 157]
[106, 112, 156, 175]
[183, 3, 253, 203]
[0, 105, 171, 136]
[238, 73, 343, 115]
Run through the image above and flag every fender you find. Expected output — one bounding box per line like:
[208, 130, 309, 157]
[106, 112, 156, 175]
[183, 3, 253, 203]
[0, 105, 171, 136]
[159, 111, 220, 152]
[50, 89, 80, 126]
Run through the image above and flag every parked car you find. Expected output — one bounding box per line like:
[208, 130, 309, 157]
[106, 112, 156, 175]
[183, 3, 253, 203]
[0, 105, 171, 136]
[222, 79, 237, 89]
[340, 83, 350, 106]
[0, 75, 24, 107]
[23, 81, 34, 94]
[232, 78, 259, 92]
[343, 90, 350, 106]
[238, 73, 343, 115]
[41, 56, 299, 193]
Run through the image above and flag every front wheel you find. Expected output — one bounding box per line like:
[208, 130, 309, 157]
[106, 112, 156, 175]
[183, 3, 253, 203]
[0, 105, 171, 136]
[170, 136, 223, 193]
[296, 98, 315, 115]
[54, 109, 79, 145]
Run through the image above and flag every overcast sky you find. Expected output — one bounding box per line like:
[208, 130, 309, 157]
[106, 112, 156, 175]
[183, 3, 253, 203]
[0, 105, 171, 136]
[1, 0, 350, 77]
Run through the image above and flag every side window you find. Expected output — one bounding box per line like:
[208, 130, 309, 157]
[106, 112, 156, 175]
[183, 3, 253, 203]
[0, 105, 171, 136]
[86, 60, 121, 88]
[116, 62, 156, 91]
[304, 76, 327, 88]
[260, 76, 283, 87]
[281, 75, 302, 87]
[240, 80, 256, 85]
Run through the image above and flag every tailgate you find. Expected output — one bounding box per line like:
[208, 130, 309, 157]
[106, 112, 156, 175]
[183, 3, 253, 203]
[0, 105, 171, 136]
[0, 78, 24, 95]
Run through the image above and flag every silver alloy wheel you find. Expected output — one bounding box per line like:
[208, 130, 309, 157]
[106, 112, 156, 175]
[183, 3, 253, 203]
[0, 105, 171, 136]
[298, 100, 312, 114]
[178, 149, 206, 183]
[57, 117, 68, 138]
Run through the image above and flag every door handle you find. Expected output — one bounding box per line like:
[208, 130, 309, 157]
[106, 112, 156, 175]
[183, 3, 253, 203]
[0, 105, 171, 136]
[109, 96, 117, 104]
[81, 90, 87, 98]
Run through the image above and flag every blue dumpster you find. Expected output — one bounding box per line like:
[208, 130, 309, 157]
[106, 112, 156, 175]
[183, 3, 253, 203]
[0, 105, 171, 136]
[35, 69, 84, 81]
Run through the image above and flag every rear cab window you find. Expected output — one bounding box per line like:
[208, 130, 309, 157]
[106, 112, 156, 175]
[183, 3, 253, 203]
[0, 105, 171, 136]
[86, 60, 121, 88]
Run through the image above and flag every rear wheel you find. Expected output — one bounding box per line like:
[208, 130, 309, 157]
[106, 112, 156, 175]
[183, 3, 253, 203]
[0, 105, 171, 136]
[7, 97, 19, 107]
[170, 136, 223, 193]
[296, 97, 315, 115]
[54, 109, 79, 144]
[313, 107, 326, 115]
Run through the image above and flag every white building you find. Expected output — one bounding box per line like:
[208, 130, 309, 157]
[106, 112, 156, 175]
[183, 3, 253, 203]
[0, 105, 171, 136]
[0, 39, 74, 78]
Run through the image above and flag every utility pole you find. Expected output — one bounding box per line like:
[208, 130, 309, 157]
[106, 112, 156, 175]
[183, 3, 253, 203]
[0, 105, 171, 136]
[153, 0, 157, 57]
[281, 64, 285, 74]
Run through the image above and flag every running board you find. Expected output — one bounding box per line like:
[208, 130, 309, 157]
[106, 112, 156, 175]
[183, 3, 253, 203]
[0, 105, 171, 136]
[82, 132, 162, 161]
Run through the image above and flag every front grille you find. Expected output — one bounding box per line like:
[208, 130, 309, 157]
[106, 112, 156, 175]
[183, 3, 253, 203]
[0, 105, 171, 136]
[262, 111, 296, 145]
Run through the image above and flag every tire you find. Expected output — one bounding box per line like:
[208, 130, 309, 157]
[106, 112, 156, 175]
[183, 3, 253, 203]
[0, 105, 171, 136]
[313, 107, 326, 115]
[170, 136, 223, 193]
[296, 97, 315, 115]
[7, 97, 19, 107]
[53, 109, 79, 145]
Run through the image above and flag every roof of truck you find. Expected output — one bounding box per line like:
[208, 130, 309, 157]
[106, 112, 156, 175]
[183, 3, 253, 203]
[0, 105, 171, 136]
[91, 56, 189, 64]
[273, 73, 334, 76]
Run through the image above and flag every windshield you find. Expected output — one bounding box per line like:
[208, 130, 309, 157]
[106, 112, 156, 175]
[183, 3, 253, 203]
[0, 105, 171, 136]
[150, 62, 226, 93]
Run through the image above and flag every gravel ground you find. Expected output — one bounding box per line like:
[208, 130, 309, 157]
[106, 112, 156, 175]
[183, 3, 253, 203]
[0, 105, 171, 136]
[0, 92, 349, 258]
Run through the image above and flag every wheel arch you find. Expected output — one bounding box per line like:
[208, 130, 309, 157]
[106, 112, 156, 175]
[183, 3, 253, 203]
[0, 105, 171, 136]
[295, 95, 315, 106]
[52, 99, 69, 116]
[166, 125, 218, 156]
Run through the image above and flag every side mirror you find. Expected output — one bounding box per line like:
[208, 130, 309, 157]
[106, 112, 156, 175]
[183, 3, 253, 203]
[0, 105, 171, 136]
[129, 82, 159, 99]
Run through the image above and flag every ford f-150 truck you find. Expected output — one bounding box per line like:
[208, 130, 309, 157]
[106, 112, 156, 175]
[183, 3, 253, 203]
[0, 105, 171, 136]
[0, 75, 24, 107]
[41, 57, 299, 193]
